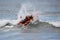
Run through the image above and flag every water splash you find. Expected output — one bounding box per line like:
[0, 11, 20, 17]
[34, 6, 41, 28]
[17, 3, 39, 22]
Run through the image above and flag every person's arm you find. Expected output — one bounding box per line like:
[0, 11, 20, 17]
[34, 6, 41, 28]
[17, 21, 21, 25]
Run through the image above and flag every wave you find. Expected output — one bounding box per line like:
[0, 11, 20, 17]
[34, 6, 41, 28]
[0, 3, 60, 32]
[0, 20, 56, 32]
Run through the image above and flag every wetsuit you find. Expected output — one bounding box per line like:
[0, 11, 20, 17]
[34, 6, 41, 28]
[17, 16, 33, 26]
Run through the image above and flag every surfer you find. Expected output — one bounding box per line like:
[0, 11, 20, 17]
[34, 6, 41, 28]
[17, 15, 33, 27]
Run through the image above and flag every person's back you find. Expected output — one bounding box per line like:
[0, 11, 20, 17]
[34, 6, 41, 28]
[17, 15, 33, 26]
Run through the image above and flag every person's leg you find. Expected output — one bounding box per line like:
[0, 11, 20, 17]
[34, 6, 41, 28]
[17, 21, 21, 25]
[17, 20, 25, 25]
[24, 20, 30, 26]
[23, 20, 31, 30]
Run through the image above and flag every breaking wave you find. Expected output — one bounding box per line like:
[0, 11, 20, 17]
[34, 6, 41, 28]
[0, 2, 59, 32]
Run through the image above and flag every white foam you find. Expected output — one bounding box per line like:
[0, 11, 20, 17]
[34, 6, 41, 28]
[48, 21, 60, 27]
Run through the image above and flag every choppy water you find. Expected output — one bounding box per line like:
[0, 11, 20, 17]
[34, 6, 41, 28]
[0, 0, 60, 21]
[0, 0, 60, 40]
[0, 22, 60, 40]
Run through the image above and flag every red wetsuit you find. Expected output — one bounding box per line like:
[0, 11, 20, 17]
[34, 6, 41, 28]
[17, 16, 33, 26]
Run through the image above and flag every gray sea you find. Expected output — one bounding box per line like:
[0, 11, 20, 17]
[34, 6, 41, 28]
[0, 0, 60, 40]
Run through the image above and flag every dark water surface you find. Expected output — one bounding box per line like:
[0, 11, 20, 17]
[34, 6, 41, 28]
[0, 0, 60, 40]
[0, 22, 60, 40]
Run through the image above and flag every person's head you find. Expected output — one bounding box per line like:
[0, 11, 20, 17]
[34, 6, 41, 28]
[29, 15, 33, 20]
[25, 15, 33, 20]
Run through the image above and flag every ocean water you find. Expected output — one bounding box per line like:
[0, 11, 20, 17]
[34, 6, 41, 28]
[0, 0, 60, 21]
[0, 0, 60, 40]
[0, 22, 60, 40]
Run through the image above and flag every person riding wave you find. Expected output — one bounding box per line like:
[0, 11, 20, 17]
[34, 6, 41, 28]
[17, 15, 33, 27]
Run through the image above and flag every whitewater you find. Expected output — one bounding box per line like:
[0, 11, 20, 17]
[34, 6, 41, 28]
[0, 0, 60, 40]
[0, 3, 60, 32]
[0, 3, 60, 30]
